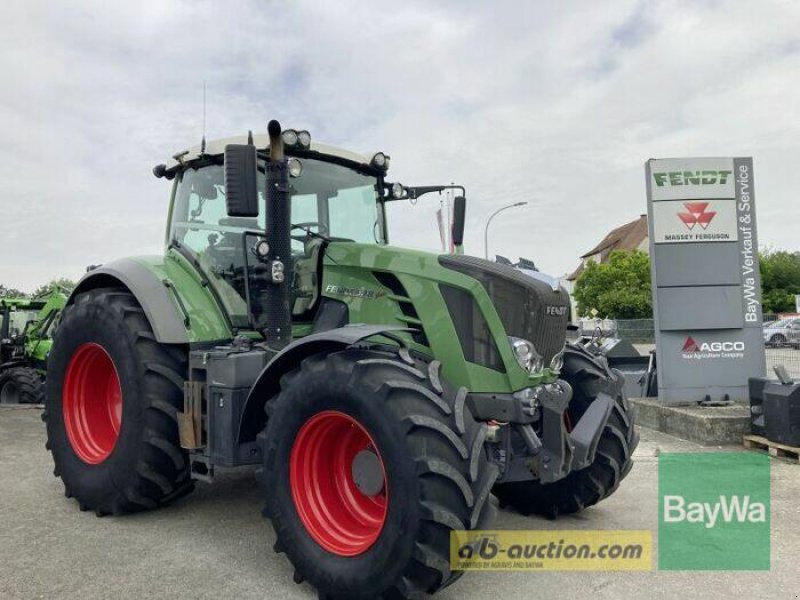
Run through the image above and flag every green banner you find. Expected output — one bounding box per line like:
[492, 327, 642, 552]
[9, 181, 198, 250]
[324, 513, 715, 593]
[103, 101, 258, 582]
[658, 452, 770, 570]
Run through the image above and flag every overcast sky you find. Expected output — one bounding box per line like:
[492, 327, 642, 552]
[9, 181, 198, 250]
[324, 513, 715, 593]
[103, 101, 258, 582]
[2, 0, 799, 292]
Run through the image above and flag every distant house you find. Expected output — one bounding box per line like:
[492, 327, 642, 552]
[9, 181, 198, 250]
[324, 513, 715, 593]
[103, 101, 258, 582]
[561, 214, 649, 319]
[566, 214, 649, 283]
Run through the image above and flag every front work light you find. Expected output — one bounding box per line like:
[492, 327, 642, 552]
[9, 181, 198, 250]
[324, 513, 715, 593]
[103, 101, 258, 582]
[391, 182, 406, 199]
[281, 129, 299, 147]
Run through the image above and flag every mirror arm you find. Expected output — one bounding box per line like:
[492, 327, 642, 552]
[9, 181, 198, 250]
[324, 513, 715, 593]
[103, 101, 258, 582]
[405, 184, 466, 201]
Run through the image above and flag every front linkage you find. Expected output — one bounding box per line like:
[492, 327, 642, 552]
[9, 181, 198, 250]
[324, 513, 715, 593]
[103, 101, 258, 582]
[474, 352, 615, 487]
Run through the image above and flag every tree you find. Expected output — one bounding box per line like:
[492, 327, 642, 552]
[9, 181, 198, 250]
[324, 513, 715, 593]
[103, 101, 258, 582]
[32, 277, 76, 298]
[0, 284, 27, 298]
[573, 250, 653, 319]
[759, 249, 800, 314]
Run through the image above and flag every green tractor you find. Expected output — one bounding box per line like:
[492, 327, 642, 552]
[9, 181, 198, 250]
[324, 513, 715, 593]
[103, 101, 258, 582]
[45, 121, 637, 599]
[0, 289, 67, 404]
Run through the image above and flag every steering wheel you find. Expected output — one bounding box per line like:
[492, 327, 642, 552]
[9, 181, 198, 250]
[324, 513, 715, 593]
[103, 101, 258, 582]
[291, 222, 329, 241]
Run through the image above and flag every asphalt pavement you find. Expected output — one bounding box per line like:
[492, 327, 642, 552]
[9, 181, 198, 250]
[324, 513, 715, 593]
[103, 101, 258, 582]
[1, 406, 798, 599]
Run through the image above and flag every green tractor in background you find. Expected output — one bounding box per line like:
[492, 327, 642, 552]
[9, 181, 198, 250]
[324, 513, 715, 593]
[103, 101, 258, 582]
[44, 121, 637, 599]
[0, 289, 68, 404]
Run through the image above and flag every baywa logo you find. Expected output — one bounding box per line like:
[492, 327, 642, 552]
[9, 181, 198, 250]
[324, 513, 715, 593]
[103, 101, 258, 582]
[653, 170, 732, 187]
[659, 452, 770, 570]
[681, 336, 744, 360]
[664, 495, 766, 529]
[677, 202, 716, 230]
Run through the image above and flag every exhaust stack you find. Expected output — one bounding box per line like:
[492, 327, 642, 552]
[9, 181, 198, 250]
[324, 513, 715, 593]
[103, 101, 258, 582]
[262, 120, 292, 350]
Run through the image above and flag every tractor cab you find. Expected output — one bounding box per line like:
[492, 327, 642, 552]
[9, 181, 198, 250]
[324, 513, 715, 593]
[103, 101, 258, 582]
[161, 131, 464, 333]
[0, 298, 44, 362]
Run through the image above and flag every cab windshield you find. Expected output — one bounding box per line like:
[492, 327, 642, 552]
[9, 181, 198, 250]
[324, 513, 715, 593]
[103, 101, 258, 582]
[168, 157, 384, 327]
[8, 310, 39, 337]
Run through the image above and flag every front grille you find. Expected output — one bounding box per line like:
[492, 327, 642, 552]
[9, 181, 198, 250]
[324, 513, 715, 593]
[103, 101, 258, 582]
[440, 284, 505, 372]
[439, 255, 569, 365]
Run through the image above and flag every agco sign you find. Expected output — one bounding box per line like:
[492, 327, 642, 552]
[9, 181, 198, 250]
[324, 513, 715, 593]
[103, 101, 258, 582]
[681, 336, 745, 360]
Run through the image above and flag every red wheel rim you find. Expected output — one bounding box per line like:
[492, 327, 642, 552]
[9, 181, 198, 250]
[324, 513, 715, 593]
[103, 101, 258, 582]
[290, 410, 388, 556]
[63, 343, 123, 464]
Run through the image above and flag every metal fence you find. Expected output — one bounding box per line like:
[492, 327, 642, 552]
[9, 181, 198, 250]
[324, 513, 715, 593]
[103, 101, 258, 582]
[609, 316, 800, 378]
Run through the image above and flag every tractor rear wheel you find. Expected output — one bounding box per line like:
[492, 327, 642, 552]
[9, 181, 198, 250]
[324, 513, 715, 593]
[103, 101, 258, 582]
[261, 347, 497, 600]
[0, 367, 44, 404]
[44, 287, 192, 515]
[493, 359, 638, 519]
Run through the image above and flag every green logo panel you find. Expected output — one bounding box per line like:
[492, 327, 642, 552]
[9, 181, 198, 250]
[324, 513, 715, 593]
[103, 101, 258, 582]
[658, 452, 770, 570]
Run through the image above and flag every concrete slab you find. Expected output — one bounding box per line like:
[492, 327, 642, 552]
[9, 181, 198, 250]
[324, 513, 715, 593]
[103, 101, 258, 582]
[1, 406, 797, 599]
[631, 397, 750, 445]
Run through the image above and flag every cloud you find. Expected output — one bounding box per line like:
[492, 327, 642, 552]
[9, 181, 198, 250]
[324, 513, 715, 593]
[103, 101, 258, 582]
[0, 0, 798, 292]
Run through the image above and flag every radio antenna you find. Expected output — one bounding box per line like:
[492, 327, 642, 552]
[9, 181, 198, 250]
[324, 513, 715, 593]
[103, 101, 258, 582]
[200, 80, 207, 154]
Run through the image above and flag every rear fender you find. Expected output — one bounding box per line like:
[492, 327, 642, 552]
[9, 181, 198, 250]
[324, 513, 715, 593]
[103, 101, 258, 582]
[237, 324, 408, 443]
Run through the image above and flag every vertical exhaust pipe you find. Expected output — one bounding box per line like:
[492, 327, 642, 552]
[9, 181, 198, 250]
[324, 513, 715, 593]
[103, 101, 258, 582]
[263, 119, 292, 350]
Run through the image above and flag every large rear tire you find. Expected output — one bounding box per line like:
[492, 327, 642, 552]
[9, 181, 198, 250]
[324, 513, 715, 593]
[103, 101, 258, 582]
[44, 288, 193, 515]
[493, 356, 638, 519]
[262, 347, 497, 599]
[0, 367, 44, 404]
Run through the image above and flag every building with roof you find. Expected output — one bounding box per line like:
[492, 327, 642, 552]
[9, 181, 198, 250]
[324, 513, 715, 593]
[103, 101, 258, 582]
[561, 214, 649, 320]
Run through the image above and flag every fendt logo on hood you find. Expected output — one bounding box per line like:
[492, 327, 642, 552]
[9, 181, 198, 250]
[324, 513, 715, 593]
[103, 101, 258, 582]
[681, 336, 745, 359]
[653, 170, 732, 187]
[677, 202, 716, 230]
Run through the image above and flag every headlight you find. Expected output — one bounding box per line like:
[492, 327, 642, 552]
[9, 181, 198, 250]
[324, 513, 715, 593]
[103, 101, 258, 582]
[509, 336, 544, 373]
[391, 182, 406, 199]
[297, 130, 311, 148]
[550, 349, 564, 372]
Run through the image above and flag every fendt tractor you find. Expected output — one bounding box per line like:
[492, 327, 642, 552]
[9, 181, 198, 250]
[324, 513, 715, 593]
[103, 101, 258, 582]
[44, 121, 637, 599]
[0, 289, 67, 404]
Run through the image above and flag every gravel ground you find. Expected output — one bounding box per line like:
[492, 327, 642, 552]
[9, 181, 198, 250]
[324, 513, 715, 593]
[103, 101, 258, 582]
[1, 406, 798, 599]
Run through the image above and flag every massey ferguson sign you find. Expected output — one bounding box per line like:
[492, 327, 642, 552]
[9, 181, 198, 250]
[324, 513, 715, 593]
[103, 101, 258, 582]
[652, 199, 738, 244]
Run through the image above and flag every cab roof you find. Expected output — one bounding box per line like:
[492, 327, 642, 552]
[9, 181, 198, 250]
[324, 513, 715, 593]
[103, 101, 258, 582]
[165, 133, 378, 172]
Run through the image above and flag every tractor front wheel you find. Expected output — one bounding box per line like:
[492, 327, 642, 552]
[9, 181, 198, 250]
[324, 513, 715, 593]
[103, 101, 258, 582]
[261, 347, 497, 600]
[44, 288, 192, 515]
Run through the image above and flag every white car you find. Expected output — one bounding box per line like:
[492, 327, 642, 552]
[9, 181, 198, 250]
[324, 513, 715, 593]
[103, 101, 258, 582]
[763, 317, 800, 348]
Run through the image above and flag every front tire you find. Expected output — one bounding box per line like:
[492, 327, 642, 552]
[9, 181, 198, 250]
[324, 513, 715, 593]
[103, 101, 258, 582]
[44, 288, 192, 515]
[262, 347, 497, 599]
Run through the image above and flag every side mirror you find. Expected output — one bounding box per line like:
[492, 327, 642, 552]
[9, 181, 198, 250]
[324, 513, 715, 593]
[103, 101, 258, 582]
[452, 196, 466, 247]
[224, 144, 259, 217]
